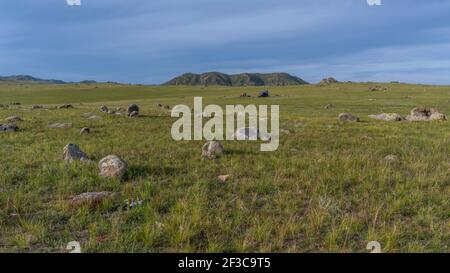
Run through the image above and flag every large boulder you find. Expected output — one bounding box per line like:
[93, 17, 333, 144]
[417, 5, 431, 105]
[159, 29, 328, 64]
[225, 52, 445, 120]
[63, 144, 90, 162]
[127, 104, 139, 116]
[368, 113, 404, 121]
[0, 124, 19, 132]
[338, 113, 360, 122]
[98, 155, 128, 178]
[202, 141, 224, 159]
[405, 107, 446, 121]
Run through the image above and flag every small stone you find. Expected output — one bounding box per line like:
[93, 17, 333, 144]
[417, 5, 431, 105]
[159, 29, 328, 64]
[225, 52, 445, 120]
[98, 155, 128, 178]
[338, 113, 360, 122]
[324, 104, 333, 109]
[31, 105, 43, 110]
[218, 175, 230, 182]
[129, 111, 139, 118]
[69, 191, 115, 208]
[202, 141, 224, 159]
[63, 144, 90, 162]
[383, 155, 399, 163]
[100, 105, 109, 113]
[5, 116, 23, 122]
[0, 124, 19, 132]
[87, 115, 101, 120]
[80, 127, 90, 134]
[368, 113, 404, 122]
[58, 104, 74, 109]
[164, 105, 171, 110]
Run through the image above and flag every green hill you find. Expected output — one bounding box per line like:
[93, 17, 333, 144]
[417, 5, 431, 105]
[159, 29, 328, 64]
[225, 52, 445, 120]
[164, 72, 309, 86]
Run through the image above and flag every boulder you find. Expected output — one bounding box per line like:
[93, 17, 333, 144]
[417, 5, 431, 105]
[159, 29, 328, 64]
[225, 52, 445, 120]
[62, 144, 90, 162]
[5, 116, 23, 122]
[0, 124, 19, 132]
[405, 107, 446, 121]
[202, 141, 224, 159]
[98, 155, 128, 178]
[127, 104, 139, 115]
[338, 113, 360, 122]
[368, 113, 403, 121]
[69, 191, 115, 208]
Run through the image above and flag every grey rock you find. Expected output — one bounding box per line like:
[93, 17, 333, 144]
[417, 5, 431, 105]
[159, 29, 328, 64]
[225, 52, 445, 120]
[368, 113, 404, 121]
[100, 105, 109, 113]
[58, 104, 74, 109]
[405, 107, 446, 121]
[98, 155, 128, 178]
[69, 191, 115, 208]
[5, 116, 23, 122]
[0, 124, 19, 132]
[80, 127, 90, 134]
[338, 113, 360, 122]
[63, 144, 90, 162]
[129, 111, 139, 118]
[127, 104, 139, 115]
[202, 141, 224, 159]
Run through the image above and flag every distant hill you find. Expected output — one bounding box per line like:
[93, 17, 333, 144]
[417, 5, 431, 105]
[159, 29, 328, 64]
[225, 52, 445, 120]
[164, 72, 309, 86]
[0, 75, 66, 84]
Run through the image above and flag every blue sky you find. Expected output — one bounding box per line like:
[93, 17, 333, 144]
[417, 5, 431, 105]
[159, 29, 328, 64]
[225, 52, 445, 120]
[1, 0, 450, 84]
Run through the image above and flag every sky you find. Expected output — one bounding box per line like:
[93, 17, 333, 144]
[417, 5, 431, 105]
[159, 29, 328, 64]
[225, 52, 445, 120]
[1, 0, 450, 84]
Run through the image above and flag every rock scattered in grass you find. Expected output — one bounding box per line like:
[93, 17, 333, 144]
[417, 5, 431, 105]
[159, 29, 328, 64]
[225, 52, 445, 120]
[202, 141, 224, 159]
[127, 104, 139, 116]
[324, 104, 333, 109]
[0, 124, 19, 132]
[87, 115, 101, 120]
[218, 175, 230, 182]
[368, 113, 404, 122]
[5, 116, 23, 122]
[100, 105, 109, 113]
[31, 105, 43, 110]
[129, 111, 139, 118]
[58, 104, 74, 109]
[405, 107, 446, 121]
[80, 127, 90, 135]
[48, 123, 72, 129]
[63, 144, 90, 162]
[368, 85, 388, 91]
[338, 113, 360, 122]
[164, 105, 171, 110]
[98, 155, 128, 178]
[234, 127, 259, 140]
[69, 191, 115, 208]
[383, 154, 399, 163]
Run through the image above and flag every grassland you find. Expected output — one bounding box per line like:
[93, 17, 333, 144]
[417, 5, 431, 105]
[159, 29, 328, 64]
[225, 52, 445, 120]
[0, 82, 449, 253]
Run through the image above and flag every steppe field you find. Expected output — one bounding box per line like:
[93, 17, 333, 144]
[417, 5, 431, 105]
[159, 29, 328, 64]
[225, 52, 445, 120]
[0, 82, 449, 253]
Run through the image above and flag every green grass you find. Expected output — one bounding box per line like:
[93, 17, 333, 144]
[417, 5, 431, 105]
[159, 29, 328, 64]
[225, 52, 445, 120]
[0, 82, 449, 253]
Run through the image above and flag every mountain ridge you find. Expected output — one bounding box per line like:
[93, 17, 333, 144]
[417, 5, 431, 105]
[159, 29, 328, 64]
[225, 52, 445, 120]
[164, 72, 309, 86]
